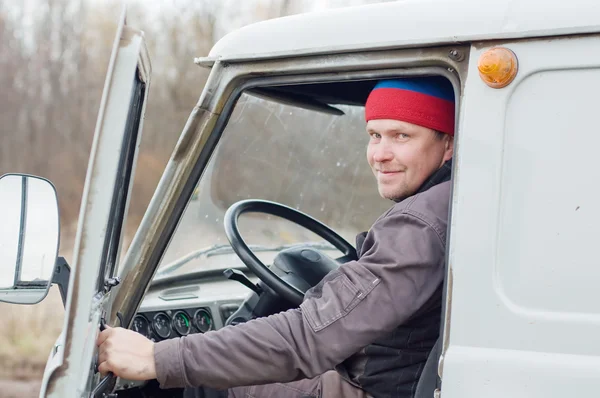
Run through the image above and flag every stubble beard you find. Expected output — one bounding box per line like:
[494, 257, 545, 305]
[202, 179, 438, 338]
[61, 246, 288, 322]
[379, 181, 413, 203]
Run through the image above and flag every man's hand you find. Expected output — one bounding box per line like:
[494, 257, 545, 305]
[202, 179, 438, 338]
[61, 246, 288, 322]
[96, 326, 157, 381]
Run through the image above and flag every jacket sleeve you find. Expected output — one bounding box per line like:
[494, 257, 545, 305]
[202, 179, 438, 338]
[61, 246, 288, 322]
[153, 210, 446, 389]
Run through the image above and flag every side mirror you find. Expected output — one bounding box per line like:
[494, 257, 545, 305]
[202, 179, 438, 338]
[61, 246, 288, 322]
[0, 174, 60, 304]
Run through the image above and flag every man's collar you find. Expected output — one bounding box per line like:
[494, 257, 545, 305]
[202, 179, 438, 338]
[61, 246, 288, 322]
[417, 158, 453, 195]
[356, 159, 454, 254]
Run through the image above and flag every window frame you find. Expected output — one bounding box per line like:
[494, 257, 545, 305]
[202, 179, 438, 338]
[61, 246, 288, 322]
[113, 46, 469, 374]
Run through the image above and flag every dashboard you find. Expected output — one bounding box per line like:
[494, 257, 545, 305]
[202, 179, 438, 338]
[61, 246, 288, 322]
[134, 272, 255, 331]
[131, 305, 239, 342]
[116, 271, 253, 392]
[131, 292, 245, 340]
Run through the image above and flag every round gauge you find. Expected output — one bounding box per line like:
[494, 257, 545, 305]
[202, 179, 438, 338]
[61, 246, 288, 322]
[132, 315, 149, 337]
[172, 311, 191, 336]
[152, 313, 171, 339]
[193, 309, 213, 333]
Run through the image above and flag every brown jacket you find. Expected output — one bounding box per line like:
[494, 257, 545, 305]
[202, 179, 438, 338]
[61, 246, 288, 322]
[154, 180, 450, 394]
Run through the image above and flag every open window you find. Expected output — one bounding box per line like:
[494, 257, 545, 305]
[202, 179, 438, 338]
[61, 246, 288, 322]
[158, 73, 459, 281]
[111, 39, 466, 397]
[153, 71, 459, 397]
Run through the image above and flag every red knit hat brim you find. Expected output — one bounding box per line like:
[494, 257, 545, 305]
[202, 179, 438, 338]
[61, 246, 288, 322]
[365, 88, 455, 136]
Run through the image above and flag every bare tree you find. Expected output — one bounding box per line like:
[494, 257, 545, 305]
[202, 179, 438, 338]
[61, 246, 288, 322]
[0, 0, 389, 240]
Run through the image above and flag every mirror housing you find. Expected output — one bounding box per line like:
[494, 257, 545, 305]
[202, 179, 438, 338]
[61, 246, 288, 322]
[0, 174, 60, 304]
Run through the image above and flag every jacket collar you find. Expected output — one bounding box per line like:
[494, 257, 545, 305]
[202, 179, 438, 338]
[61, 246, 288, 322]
[414, 158, 453, 197]
[355, 159, 453, 255]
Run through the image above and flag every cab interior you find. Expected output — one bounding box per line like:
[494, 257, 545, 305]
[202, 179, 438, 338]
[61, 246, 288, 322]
[116, 74, 455, 398]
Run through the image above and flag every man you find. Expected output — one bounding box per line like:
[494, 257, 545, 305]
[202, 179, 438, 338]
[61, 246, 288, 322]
[97, 76, 455, 398]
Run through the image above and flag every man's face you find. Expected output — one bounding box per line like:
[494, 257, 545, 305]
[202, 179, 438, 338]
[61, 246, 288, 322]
[366, 119, 454, 201]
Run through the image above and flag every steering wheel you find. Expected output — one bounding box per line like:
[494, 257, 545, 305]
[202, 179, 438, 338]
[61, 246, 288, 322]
[224, 199, 357, 305]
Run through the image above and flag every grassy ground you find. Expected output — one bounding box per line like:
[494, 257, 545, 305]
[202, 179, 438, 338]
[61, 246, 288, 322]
[0, 379, 42, 398]
[0, 230, 74, 385]
[0, 287, 64, 382]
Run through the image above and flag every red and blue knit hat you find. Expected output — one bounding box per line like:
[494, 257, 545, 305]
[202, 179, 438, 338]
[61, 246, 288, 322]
[365, 76, 455, 136]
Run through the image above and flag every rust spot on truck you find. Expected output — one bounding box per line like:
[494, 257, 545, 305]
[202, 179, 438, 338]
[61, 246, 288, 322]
[172, 107, 217, 162]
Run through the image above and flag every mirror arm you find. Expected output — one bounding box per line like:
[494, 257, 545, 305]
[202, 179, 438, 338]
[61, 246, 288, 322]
[52, 257, 71, 308]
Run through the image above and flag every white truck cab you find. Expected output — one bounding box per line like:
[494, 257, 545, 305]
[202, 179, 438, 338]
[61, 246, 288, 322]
[1, 0, 600, 397]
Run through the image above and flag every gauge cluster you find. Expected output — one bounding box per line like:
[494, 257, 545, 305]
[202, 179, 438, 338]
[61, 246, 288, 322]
[131, 307, 215, 342]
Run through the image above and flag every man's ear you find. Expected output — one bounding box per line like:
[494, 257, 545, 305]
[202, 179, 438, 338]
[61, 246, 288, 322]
[443, 136, 454, 162]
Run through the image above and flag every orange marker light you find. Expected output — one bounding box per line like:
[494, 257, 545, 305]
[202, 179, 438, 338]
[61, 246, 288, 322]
[478, 47, 518, 88]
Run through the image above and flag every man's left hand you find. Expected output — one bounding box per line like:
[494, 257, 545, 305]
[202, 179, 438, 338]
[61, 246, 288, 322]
[96, 326, 157, 380]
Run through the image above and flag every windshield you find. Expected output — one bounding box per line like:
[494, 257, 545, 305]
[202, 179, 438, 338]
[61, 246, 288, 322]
[157, 91, 390, 278]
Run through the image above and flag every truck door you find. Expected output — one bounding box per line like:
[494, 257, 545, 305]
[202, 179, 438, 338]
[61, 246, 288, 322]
[41, 5, 151, 397]
[442, 34, 600, 397]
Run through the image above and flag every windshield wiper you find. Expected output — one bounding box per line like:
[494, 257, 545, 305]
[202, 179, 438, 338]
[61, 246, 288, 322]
[156, 241, 337, 278]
